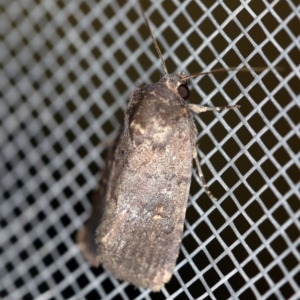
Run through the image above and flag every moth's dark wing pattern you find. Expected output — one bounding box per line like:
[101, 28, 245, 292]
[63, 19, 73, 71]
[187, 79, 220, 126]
[95, 80, 195, 291]
[76, 140, 118, 267]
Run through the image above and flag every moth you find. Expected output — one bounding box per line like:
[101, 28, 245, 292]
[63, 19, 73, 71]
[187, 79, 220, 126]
[77, 1, 239, 291]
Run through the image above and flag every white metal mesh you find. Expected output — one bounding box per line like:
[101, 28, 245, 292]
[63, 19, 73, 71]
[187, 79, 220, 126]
[1, 0, 299, 299]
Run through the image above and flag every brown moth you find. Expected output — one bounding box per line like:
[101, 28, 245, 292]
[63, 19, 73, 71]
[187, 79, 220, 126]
[76, 1, 239, 291]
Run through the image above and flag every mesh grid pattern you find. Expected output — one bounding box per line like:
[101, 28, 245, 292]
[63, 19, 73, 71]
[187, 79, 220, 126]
[1, 0, 299, 299]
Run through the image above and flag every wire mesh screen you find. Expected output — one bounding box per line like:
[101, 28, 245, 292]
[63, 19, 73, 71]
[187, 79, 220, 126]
[1, 0, 299, 299]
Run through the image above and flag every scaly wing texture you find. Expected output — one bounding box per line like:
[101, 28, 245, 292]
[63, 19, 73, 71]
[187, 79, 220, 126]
[96, 81, 195, 291]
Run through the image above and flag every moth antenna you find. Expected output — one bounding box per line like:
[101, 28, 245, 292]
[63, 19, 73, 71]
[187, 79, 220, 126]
[138, 0, 169, 75]
[181, 67, 284, 81]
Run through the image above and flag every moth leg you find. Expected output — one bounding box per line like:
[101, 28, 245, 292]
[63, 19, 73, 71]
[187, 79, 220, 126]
[194, 152, 217, 201]
[189, 103, 240, 201]
[189, 103, 240, 200]
[188, 103, 240, 114]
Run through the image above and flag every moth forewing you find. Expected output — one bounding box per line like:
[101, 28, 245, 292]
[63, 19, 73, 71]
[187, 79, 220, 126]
[94, 75, 195, 290]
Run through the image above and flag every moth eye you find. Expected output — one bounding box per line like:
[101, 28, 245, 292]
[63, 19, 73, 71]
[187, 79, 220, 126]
[178, 84, 190, 100]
